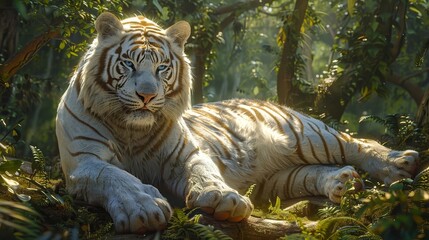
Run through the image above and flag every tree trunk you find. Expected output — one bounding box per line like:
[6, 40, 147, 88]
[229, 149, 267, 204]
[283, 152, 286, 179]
[387, 71, 428, 105]
[277, 0, 308, 105]
[314, 73, 355, 120]
[417, 88, 429, 128]
[192, 48, 208, 104]
[0, 8, 19, 61]
[190, 0, 276, 104]
[314, 0, 406, 121]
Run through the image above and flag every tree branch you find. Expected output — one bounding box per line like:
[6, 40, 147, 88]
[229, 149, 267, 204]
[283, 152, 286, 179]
[389, 0, 406, 62]
[397, 67, 429, 84]
[212, 0, 275, 15]
[0, 30, 60, 83]
[386, 68, 429, 105]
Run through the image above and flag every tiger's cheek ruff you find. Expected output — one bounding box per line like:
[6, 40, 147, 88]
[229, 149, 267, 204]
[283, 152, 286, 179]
[78, 43, 127, 119]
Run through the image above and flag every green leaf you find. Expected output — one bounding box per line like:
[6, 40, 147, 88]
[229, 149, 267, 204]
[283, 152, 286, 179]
[317, 216, 367, 239]
[152, 0, 163, 13]
[1, 174, 19, 189]
[409, 6, 422, 16]
[347, 0, 356, 16]
[12, 0, 28, 20]
[0, 206, 39, 228]
[253, 86, 260, 96]
[59, 41, 66, 50]
[16, 193, 31, 202]
[0, 159, 22, 173]
[0, 218, 38, 237]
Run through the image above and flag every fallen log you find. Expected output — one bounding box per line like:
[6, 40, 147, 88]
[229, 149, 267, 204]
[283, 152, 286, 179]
[109, 215, 317, 240]
[199, 215, 316, 240]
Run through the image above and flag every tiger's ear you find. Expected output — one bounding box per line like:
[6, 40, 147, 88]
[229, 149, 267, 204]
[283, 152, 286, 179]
[95, 12, 123, 41]
[166, 21, 191, 49]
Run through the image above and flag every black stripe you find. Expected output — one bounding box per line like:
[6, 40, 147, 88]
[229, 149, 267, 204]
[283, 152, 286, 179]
[68, 150, 102, 159]
[308, 122, 332, 164]
[64, 103, 109, 140]
[186, 120, 230, 159]
[327, 129, 347, 164]
[73, 136, 110, 148]
[236, 106, 258, 121]
[150, 120, 173, 153]
[197, 106, 245, 142]
[95, 46, 114, 91]
[285, 119, 309, 164]
[285, 166, 305, 197]
[213, 156, 227, 175]
[261, 104, 308, 164]
[303, 173, 313, 195]
[286, 110, 305, 136]
[192, 108, 243, 158]
[185, 148, 200, 162]
[258, 106, 283, 131]
[161, 136, 183, 181]
[307, 136, 323, 164]
[74, 71, 82, 95]
[252, 107, 266, 122]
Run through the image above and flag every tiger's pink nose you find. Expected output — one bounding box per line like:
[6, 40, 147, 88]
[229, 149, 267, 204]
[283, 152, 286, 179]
[137, 92, 157, 104]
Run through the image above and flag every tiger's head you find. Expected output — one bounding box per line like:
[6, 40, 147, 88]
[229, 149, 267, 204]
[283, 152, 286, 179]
[78, 12, 191, 128]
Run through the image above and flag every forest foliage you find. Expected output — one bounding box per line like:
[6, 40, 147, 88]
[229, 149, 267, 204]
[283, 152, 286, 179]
[1, 0, 429, 239]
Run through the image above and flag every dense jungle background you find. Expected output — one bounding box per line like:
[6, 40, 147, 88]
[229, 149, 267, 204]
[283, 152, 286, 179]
[1, 0, 429, 239]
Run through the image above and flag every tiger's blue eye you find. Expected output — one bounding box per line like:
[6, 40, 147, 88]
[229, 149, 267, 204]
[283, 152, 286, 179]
[123, 60, 135, 70]
[157, 64, 168, 73]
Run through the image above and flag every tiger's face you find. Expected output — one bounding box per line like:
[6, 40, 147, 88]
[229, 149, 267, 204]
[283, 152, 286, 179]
[79, 13, 191, 128]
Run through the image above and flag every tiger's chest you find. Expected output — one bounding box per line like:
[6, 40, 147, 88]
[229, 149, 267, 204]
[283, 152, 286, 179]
[108, 123, 185, 183]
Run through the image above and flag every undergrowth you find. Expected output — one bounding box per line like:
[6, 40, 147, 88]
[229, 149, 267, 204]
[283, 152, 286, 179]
[162, 208, 232, 240]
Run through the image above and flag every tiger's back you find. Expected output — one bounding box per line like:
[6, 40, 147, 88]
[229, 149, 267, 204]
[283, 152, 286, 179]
[185, 99, 352, 192]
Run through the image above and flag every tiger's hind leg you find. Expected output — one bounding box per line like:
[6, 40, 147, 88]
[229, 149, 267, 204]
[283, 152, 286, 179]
[255, 165, 363, 203]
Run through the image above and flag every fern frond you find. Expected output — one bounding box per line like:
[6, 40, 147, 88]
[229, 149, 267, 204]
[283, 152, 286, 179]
[414, 167, 429, 190]
[316, 216, 368, 240]
[0, 200, 42, 239]
[268, 196, 282, 215]
[244, 184, 256, 198]
[30, 145, 47, 181]
[279, 233, 319, 240]
[162, 208, 231, 240]
[359, 115, 386, 125]
[192, 223, 232, 240]
[359, 114, 400, 135]
[318, 205, 341, 219]
[415, 38, 429, 67]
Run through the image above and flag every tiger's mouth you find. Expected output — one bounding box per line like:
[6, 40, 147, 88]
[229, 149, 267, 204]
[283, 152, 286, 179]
[141, 105, 158, 112]
[127, 108, 155, 119]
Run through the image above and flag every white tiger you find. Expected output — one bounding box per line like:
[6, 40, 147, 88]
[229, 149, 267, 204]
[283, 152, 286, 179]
[56, 12, 418, 234]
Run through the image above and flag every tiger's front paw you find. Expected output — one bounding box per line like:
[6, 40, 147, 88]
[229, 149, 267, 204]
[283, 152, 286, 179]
[107, 185, 172, 234]
[186, 186, 253, 222]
